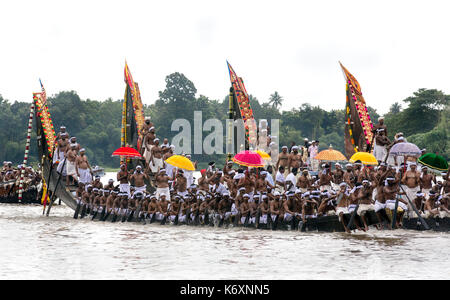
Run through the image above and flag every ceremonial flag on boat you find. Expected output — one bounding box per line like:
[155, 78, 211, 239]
[340, 63, 374, 159]
[227, 61, 257, 147]
[122, 62, 146, 151]
[33, 80, 56, 157]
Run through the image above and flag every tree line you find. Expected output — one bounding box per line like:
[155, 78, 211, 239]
[0, 72, 448, 169]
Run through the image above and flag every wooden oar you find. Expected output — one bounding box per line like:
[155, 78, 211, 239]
[99, 206, 106, 221]
[91, 207, 99, 220]
[243, 211, 250, 227]
[391, 194, 400, 229]
[102, 208, 111, 221]
[398, 185, 430, 230]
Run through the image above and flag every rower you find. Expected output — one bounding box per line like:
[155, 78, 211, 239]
[384, 177, 408, 228]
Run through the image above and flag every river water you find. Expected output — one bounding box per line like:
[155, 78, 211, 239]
[0, 173, 449, 280]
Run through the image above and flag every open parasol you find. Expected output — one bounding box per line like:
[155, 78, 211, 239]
[112, 146, 142, 158]
[165, 155, 195, 171]
[418, 153, 449, 171]
[314, 145, 346, 161]
[389, 142, 421, 157]
[256, 150, 271, 160]
[232, 150, 265, 168]
[349, 152, 378, 165]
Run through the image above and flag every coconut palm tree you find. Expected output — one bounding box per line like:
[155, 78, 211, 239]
[269, 91, 283, 109]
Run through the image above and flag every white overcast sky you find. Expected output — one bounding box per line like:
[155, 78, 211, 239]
[1, 0, 449, 114]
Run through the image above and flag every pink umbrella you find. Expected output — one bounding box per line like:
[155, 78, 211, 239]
[232, 150, 265, 168]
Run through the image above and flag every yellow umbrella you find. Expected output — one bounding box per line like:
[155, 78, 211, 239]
[349, 152, 378, 165]
[314, 145, 346, 161]
[165, 155, 195, 171]
[256, 150, 271, 160]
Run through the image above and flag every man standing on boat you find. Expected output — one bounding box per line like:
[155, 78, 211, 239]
[54, 133, 69, 165]
[66, 143, 78, 186]
[142, 127, 156, 165]
[308, 140, 319, 172]
[117, 164, 130, 197]
[76, 148, 93, 184]
[276, 146, 289, 177]
[150, 138, 164, 174]
[401, 163, 421, 216]
[130, 165, 149, 194]
[288, 146, 303, 175]
[155, 169, 171, 201]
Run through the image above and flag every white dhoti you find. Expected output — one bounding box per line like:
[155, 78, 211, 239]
[320, 185, 332, 192]
[78, 168, 92, 184]
[149, 157, 163, 173]
[348, 204, 357, 213]
[66, 160, 77, 176]
[156, 187, 170, 201]
[374, 200, 386, 212]
[336, 207, 348, 221]
[143, 146, 153, 164]
[259, 214, 268, 224]
[53, 150, 65, 164]
[422, 188, 431, 199]
[165, 164, 176, 179]
[373, 140, 387, 162]
[133, 185, 146, 194]
[357, 204, 375, 216]
[119, 183, 131, 197]
[284, 212, 294, 222]
[403, 185, 419, 217]
[386, 199, 408, 212]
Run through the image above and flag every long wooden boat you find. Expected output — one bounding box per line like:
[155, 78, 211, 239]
[80, 206, 450, 232]
[35, 68, 449, 233]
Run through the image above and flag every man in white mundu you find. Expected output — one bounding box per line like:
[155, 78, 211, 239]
[116, 163, 131, 197]
[149, 138, 164, 174]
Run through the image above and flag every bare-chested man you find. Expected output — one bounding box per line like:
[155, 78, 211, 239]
[142, 127, 156, 160]
[130, 165, 149, 194]
[384, 177, 408, 228]
[116, 164, 130, 197]
[343, 164, 356, 188]
[149, 138, 163, 174]
[401, 163, 420, 215]
[237, 170, 256, 201]
[155, 169, 171, 201]
[54, 133, 69, 164]
[65, 143, 78, 186]
[174, 170, 188, 197]
[288, 146, 303, 174]
[332, 164, 344, 185]
[319, 164, 333, 192]
[276, 146, 289, 177]
[76, 149, 93, 184]
[419, 167, 436, 199]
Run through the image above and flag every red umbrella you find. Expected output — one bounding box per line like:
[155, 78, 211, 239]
[232, 150, 265, 168]
[112, 146, 142, 158]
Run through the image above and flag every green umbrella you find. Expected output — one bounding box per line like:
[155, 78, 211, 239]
[418, 153, 449, 171]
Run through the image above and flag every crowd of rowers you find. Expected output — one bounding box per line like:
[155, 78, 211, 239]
[0, 161, 41, 198]
[74, 157, 450, 231]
